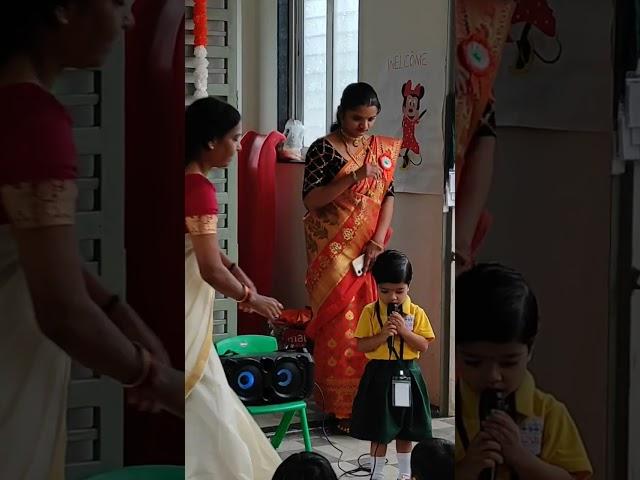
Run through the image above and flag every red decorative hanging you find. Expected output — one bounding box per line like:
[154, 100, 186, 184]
[192, 0, 209, 99]
[193, 0, 208, 47]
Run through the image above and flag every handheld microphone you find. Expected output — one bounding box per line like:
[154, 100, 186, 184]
[386, 303, 402, 347]
[478, 389, 507, 480]
[387, 302, 402, 317]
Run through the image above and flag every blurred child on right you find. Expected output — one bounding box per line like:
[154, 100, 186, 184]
[455, 263, 592, 480]
[410, 437, 454, 480]
[271, 452, 337, 480]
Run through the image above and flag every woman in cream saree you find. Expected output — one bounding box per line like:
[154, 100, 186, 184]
[1, 2, 182, 477]
[185, 96, 283, 480]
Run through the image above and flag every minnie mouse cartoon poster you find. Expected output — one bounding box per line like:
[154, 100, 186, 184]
[400, 80, 427, 168]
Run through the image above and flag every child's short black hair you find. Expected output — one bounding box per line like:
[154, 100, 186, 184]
[411, 438, 455, 480]
[456, 263, 539, 349]
[410, 438, 454, 480]
[371, 249, 413, 285]
[271, 452, 338, 480]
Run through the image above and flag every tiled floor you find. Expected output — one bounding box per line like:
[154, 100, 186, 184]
[263, 417, 455, 479]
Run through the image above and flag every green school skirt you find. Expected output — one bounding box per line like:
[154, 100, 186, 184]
[350, 359, 432, 444]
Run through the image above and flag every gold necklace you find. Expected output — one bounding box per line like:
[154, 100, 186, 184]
[340, 138, 360, 166]
[339, 134, 372, 170]
[340, 128, 364, 148]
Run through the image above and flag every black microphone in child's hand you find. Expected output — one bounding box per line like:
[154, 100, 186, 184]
[478, 389, 507, 480]
[387, 302, 402, 317]
[386, 303, 402, 345]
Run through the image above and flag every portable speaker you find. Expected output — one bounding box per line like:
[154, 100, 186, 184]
[220, 350, 315, 406]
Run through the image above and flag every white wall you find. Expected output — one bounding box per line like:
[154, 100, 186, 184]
[387, 195, 445, 406]
[240, 0, 279, 133]
[479, 127, 612, 478]
[241, 0, 310, 309]
[239, 0, 259, 130]
[358, 0, 450, 407]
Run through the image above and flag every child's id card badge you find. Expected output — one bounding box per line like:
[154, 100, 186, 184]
[404, 314, 415, 331]
[392, 372, 412, 408]
[519, 417, 543, 456]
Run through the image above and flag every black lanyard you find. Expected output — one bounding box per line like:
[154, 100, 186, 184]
[374, 302, 404, 361]
[455, 382, 471, 449]
[455, 381, 519, 480]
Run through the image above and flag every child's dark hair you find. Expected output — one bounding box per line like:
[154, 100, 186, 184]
[185, 97, 241, 164]
[271, 452, 338, 480]
[330, 82, 381, 132]
[456, 263, 539, 349]
[371, 250, 413, 285]
[411, 438, 454, 480]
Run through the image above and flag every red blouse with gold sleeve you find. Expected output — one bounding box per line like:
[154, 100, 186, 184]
[0, 84, 78, 228]
[184, 173, 219, 235]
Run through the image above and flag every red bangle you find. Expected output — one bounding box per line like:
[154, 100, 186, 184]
[123, 342, 152, 388]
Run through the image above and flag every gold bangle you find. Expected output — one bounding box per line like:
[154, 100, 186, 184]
[369, 239, 384, 250]
[123, 342, 152, 388]
[237, 284, 251, 303]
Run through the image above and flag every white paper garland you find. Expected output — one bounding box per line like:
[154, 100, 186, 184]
[193, 45, 209, 99]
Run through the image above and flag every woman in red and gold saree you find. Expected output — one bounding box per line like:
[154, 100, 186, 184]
[455, 0, 517, 272]
[0, 2, 182, 478]
[303, 83, 402, 431]
[185, 97, 283, 480]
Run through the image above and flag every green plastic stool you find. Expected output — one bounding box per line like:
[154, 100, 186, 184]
[216, 334, 278, 356]
[84, 465, 184, 479]
[215, 335, 313, 452]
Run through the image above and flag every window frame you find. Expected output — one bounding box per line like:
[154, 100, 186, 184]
[277, 0, 358, 146]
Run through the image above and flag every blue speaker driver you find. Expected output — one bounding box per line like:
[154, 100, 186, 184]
[276, 368, 293, 387]
[237, 371, 255, 390]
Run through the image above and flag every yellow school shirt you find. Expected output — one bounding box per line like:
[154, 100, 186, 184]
[455, 371, 593, 478]
[354, 296, 435, 360]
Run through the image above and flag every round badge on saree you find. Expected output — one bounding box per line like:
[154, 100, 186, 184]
[458, 34, 493, 76]
[379, 153, 393, 170]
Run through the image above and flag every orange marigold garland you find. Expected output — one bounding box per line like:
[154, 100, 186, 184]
[193, 0, 208, 99]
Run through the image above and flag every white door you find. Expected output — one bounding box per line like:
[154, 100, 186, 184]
[55, 39, 126, 480]
[630, 163, 640, 480]
[185, 0, 240, 340]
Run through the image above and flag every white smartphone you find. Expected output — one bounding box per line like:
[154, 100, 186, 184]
[351, 254, 366, 276]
